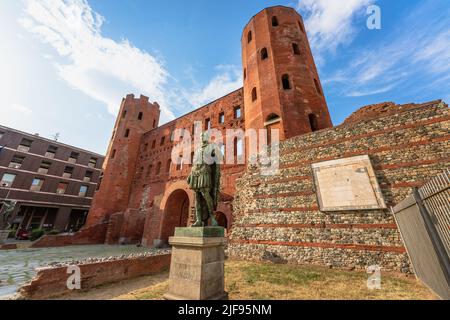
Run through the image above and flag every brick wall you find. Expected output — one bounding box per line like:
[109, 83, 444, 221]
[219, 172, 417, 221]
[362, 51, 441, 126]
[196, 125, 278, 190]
[19, 254, 171, 299]
[228, 100, 449, 272]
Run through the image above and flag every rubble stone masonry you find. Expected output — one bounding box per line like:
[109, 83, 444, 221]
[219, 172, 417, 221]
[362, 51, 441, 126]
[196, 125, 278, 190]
[228, 100, 449, 272]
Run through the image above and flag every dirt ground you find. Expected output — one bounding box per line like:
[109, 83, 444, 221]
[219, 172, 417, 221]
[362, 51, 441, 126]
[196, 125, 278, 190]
[53, 259, 438, 300]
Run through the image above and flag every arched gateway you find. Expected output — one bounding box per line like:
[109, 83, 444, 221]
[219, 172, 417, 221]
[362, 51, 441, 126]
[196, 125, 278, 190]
[159, 189, 190, 243]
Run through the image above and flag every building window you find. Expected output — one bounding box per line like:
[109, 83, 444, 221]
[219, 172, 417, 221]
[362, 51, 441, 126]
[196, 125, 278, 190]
[122, 110, 127, 118]
[282, 74, 291, 90]
[138, 112, 143, 120]
[38, 161, 51, 174]
[146, 164, 153, 178]
[153, 119, 157, 128]
[18, 138, 32, 153]
[247, 30, 252, 43]
[124, 129, 130, 138]
[152, 140, 156, 149]
[261, 48, 268, 60]
[219, 112, 225, 124]
[63, 166, 74, 179]
[309, 114, 319, 132]
[272, 16, 279, 27]
[84, 171, 93, 182]
[166, 159, 171, 173]
[45, 145, 57, 159]
[30, 178, 44, 192]
[56, 182, 68, 195]
[68, 152, 79, 164]
[111, 149, 116, 159]
[88, 157, 97, 169]
[314, 78, 323, 96]
[1, 173, 16, 187]
[293, 43, 300, 55]
[234, 106, 242, 119]
[205, 118, 211, 130]
[156, 162, 161, 175]
[251, 88, 257, 101]
[176, 157, 183, 171]
[160, 136, 165, 146]
[243, 68, 246, 80]
[79, 185, 88, 197]
[298, 21, 305, 34]
[9, 155, 25, 169]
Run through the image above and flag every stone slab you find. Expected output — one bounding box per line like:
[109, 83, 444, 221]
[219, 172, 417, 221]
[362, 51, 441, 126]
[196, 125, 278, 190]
[174, 227, 225, 238]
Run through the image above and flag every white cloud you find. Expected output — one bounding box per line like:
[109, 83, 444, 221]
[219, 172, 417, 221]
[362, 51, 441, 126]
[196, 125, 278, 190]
[188, 65, 242, 107]
[297, 0, 374, 57]
[20, 0, 174, 121]
[323, 1, 450, 98]
[0, 104, 33, 118]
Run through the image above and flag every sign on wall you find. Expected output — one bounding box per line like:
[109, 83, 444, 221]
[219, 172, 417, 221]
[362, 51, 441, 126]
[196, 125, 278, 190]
[311, 155, 386, 212]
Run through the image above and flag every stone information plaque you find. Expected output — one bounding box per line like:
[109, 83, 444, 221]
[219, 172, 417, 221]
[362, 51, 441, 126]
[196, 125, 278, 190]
[312, 155, 386, 212]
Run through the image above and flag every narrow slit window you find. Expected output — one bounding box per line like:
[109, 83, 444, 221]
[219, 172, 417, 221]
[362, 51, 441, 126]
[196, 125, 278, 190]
[124, 129, 130, 138]
[247, 30, 252, 43]
[261, 48, 268, 60]
[138, 112, 143, 120]
[282, 74, 291, 90]
[252, 88, 257, 101]
[293, 43, 300, 55]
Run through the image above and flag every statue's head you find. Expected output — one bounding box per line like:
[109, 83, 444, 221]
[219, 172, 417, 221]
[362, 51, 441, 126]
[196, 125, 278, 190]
[201, 131, 210, 146]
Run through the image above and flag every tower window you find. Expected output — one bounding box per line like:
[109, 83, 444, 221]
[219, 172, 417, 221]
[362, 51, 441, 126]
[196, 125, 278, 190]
[272, 16, 279, 27]
[309, 114, 319, 132]
[251, 88, 257, 101]
[124, 129, 130, 138]
[261, 48, 268, 60]
[138, 112, 143, 120]
[205, 118, 211, 130]
[160, 136, 165, 146]
[219, 112, 225, 124]
[122, 110, 127, 118]
[153, 119, 156, 128]
[282, 74, 291, 90]
[244, 68, 246, 80]
[314, 78, 323, 96]
[293, 43, 300, 55]
[111, 149, 116, 159]
[247, 31, 252, 43]
[166, 159, 171, 173]
[156, 162, 161, 175]
[152, 140, 156, 149]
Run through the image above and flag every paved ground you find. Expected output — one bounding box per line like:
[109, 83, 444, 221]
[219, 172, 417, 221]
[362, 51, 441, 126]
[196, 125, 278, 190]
[0, 245, 157, 299]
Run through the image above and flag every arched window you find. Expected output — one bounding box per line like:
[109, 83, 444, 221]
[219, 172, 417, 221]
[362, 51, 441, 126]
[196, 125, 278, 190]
[292, 43, 300, 55]
[261, 48, 268, 60]
[309, 114, 319, 132]
[282, 74, 291, 90]
[272, 16, 279, 27]
[251, 87, 257, 101]
[156, 162, 161, 175]
[247, 31, 252, 43]
[314, 78, 323, 96]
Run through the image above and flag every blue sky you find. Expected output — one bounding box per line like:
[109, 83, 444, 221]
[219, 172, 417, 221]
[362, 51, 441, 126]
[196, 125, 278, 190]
[0, 0, 449, 154]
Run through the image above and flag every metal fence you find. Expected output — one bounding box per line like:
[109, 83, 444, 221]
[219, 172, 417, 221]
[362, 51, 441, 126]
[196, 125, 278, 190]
[392, 169, 450, 300]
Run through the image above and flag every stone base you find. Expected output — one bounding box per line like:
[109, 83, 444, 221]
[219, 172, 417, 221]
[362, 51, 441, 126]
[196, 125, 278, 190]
[165, 227, 227, 300]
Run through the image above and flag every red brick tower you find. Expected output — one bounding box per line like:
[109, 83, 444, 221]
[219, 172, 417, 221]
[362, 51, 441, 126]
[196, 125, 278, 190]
[242, 6, 332, 141]
[86, 94, 160, 226]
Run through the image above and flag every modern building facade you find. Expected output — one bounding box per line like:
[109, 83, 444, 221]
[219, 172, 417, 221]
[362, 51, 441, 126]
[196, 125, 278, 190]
[0, 125, 104, 234]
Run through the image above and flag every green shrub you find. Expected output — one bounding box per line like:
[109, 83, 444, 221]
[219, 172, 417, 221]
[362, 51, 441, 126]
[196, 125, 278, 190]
[8, 228, 17, 238]
[30, 228, 45, 241]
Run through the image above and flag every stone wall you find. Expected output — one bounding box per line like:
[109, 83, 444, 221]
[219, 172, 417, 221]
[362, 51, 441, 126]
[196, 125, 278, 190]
[19, 253, 171, 299]
[228, 100, 449, 272]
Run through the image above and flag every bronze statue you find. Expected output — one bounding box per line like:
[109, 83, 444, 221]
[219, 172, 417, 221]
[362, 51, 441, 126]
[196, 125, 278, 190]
[187, 132, 221, 227]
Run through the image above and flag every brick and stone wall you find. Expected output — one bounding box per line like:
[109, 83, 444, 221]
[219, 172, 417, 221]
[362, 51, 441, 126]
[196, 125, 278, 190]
[228, 100, 449, 272]
[19, 253, 171, 299]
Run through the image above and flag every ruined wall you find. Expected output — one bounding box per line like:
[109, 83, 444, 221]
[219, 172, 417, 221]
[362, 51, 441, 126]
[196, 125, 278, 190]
[228, 100, 449, 272]
[19, 254, 171, 299]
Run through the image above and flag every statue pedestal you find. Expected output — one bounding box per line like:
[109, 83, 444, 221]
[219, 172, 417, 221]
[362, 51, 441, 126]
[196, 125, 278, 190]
[164, 227, 228, 300]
